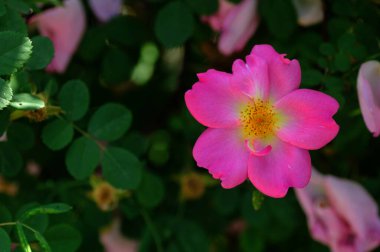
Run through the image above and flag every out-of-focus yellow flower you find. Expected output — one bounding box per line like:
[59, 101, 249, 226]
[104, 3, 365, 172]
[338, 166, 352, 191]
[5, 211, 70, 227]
[91, 182, 119, 211]
[89, 176, 130, 211]
[178, 171, 217, 201]
[0, 176, 18, 197]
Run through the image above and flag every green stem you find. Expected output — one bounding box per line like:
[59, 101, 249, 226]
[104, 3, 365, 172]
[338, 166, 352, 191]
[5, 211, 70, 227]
[0, 221, 16, 227]
[0, 221, 39, 233]
[56, 115, 106, 151]
[140, 207, 164, 252]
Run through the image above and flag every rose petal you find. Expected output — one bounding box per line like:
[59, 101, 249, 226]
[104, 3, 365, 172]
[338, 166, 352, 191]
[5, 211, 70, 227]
[275, 89, 339, 150]
[185, 69, 249, 128]
[295, 169, 330, 244]
[201, 0, 235, 32]
[248, 139, 311, 198]
[357, 60, 380, 137]
[218, 0, 259, 55]
[324, 176, 380, 251]
[250, 45, 301, 100]
[231, 54, 269, 99]
[29, 0, 86, 73]
[89, 0, 122, 22]
[193, 128, 249, 188]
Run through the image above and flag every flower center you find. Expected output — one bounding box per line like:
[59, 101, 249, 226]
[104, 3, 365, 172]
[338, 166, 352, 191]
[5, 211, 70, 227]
[240, 99, 278, 139]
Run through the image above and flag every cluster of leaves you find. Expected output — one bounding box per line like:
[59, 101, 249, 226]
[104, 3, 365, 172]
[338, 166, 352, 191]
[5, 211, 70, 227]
[0, 0, 379, 251]
[0, 203, 80, 252]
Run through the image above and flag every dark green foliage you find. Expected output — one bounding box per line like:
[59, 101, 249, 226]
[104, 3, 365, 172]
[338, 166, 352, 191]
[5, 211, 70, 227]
[0, 0, 379, 251]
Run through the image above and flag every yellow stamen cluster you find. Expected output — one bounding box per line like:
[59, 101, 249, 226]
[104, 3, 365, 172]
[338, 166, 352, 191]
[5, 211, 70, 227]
[240, 99, 278, 139]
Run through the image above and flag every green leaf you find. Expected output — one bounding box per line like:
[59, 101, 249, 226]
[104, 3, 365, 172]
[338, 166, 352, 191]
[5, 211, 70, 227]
[45, 224, 81, 252]
[302, 69, 323, 87]
[319, 43, 336, 56]
[185, 0, 218, 15]
[0, 228, 11, 252]
[252, 190, 265, 211]
[58, 80, 90, 121]
[260, 0, 297, 39]
[26, 36, 54, 70]
[0, 31, 32, 75]
[34, 231, 52, 252]
[16, 224, 31, 252]
[0, 78, 13, 110]
[136, 172, 165, 208]
[0, 142, 23, 176]
[66, 137, 100, 180]
[7, 122, 35, 151]
[0, 110, 9, 135]
[78, 27, 106, 62]
[0, 205, 12, 232]
[6, 0, 31, 14]
[213, 188, 239, 215]
[102, 147, 142, 189]
[42, 119, 74, 150]
[88, 103, 132, 141]
[9, 93, 45, 110]
[174, 220, 209, 252]
[16, 204, 49, 241]
[0, 0, 6, 16]
[154, 1, 194, 47]
[101, 48, 133, 85]
[105, 16, 147, 47]
[0, 7, 27, 35]
[9, 71, 30, 93]
[334, 52, 351, 72]
[19, 203, 72, 222]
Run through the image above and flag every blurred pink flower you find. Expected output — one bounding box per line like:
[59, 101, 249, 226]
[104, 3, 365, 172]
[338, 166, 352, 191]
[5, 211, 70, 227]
[89, 0, 122, 22]
[30, 0, 86, 73]
[202, 0, 259, 55]
[185, 44, 339, 198]
[26, 160, 41, 177]
[357, 60, 380, 137]
[296, 169, 380, 252]
[0, 133, 6, 142]
[100, 219, 139, 252]
[292, 0, 324, 26]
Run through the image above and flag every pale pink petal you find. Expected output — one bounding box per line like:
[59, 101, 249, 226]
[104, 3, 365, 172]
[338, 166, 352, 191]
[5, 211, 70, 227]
[275, 89, 339, 150]
[100, 219, 139, 252]
[295, 169, 330, 244]
[357, 60, 380, 137]
[324, 176, 380, 251]
[201, 0, 234, 31]
[314, 206, 359, 252]
[250, 45, 301, 100]
[185, 69, 249, 128]
[231, 54, 269, 99]
[248, 139, 311, 198]
[193, 128, 249, 188]
[89, 0, 122, 22]
[218, 0, 259, 55]
[29, 0, 86, 73]
[292, 0, 324, 27]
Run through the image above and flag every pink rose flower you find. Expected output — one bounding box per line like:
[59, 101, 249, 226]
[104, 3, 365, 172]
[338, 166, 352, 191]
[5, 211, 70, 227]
[89, 0, 122, 22]
[30, 0, 86, 73]
[100, 219, 139, 252]
[185, 44, 339, 198]
[296, 169, 380, 252]
[292, 0, 324, 27]
[357, 60, 380, 137]
[202, 0, 259, 56]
